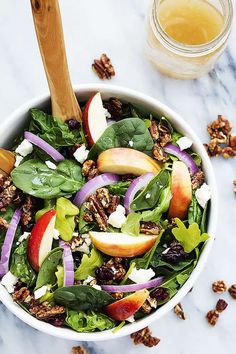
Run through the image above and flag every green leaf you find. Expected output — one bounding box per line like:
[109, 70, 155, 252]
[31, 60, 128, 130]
[172, 131, 183, 144]
[29, 109, 82, 148]
[131, 170, 170, 212]
[55, 197, 79, 241]
[74, 247, 103, 280]
[172, 218, 209, 253]
[11, 159, 84, 199]
[10, 240, 36, 287]
[78, 204, 95, 234]
[107, 181, 130, 197]
[188, 195, 203, 225]
[88, 118, 154, 159]
[66, 310, 115, 332]
[141, 186, 172, 222]
[121, 213, 142, 236]
[54, 285, 114, 311]
[55, 265, 64, 288]
[35, 247, 63, 289]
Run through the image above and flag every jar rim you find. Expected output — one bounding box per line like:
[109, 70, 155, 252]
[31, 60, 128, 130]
[151, 0, 234, 56]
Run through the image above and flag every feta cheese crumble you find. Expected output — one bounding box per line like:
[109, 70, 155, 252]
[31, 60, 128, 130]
[1, 271, 18, 293]
[195, 183, 211, 208]
[126, 315, 135, 323]
[128, 140, 134, 147]
[128, 267, 155, 284]
[17, 232, 30, 244]
[176, 136, 193, 151]
[15, 139, 33, 157]
[108, 204, 127, 229]
[53, 229, 60, 240]
[73, 144, 89, 164]
[146, 193, 151, 199]
[14, 155, 23, 167]
[92, 284, 102, 291]
[104, 108, 111, 119]
[83, 276, 95, 285]
[34, 285, 48, 300]
[45, 160, 57, 170]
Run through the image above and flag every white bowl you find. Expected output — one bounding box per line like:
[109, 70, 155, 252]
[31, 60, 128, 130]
[0, 83, 217, 341]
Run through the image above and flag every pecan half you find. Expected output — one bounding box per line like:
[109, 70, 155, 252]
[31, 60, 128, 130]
[206, 310, 219, 326]
[229, 134, 236, 150]
[71, 347, 87, 354]
[12, 287, 30, 302]
[212, 280, 227, 293]
[216, 299, 228, 312]
[0, 174, 21, 211]
[228, 284, 236, 299]
[21, 195, 37, 226]
[191, 170, 205, 190]
[149, 120, 171, 147]
[96, 188, 110, 208]
[107, 195, 120, 214]
[82, 160, 99, 181]
[92, 53, 115, 80]
[174, 303, 185, 320]
[153, 143, 168, 162]
[87, 195, 108, 231]
[207, 115, 232, 142]
[130, 327, 160, 348]
[30, 301, 65, 320]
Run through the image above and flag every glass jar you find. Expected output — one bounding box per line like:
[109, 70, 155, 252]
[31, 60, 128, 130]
[146, 0, 233, 79]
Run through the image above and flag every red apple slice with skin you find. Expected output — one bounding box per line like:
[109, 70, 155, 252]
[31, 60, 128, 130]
[168, 161, 192, 220]
[105, 289, 149, 321]
[97, 148, 161, 175]
[83, 92, 107, 146]
[89, 231, 157, 257]
[27, 209, 56, 272]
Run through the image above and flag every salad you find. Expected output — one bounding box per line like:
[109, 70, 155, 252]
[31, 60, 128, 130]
[0, 92, 211, 333]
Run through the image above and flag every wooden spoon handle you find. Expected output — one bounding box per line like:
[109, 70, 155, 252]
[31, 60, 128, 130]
[30, 0, 82, 121]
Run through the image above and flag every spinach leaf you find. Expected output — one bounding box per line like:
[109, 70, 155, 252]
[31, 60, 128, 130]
[131, 170, 170, 212]
[188, 195, 203, 225]
[35, 247, 63, 290]
[141, 186, 172, 222]
[10, 240, 36, 287]
[121, 213, 142, 236]
[29, 109, 81, 148]
[66, 310, 116, 332]
[54, 285, 114, 310]
[88, 118, 154, 159]
[55, 197, 79, 241]
[11, 159, 84, 199]
[107, 181, 130, 197]
[74, 247, 103, 281]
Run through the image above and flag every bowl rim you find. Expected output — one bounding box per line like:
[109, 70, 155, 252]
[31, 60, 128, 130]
[0, 83, 218, 341]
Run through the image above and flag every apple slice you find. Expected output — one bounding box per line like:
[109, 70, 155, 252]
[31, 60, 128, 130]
[27, 209, 56, 272]
[83, 92, 107, 146]
[97, 148, 161, 175]
[89, 231, 157, 257]
[105, 289, 149, 321]
[168, 161, 192, 220]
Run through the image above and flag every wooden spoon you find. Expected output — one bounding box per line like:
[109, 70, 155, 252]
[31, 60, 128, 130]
[30, 0, 82, 121]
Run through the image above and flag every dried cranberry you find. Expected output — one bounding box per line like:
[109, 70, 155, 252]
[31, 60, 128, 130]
[22, 222, 34, 232]
[67, 119, 80, 130]
[95, 266, 114, 282]
[162, 242, 188, 264]
[60, 148, 70, 159]
[49, 314, 66, 327]
[72, 252, 82, 267]
[150, 287, 169, 302]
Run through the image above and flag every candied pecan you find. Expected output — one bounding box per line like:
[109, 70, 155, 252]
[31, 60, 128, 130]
[142, 301, 152, 314]
[96, 188, 110, 208]
[31, 302, 65, 320]
[0, 175, 20, 210]
[206, 310, 219, 326]
[71, 346, 87, 354]
[12, 287, 30, 302]
[216, 299, 228, 312]
[162, 242, 188, 264]
[83, 209, 94, 222]
[111, 292, 124, 300]
[207, 115, 232, 142]
[153, 143, 168, 162]
[150, 287, 169, 302]
[229, 134, 236, 150]
[120, 174, 135, 182]
[67, 235, 83, 251]
[140, 221, 161, 235]
[21, 195, 37, 226]
[228, 284, 236, 299]
[150, 121, 159, 141]
[103, 97, 123, 121]
[105, 257, 126, 281]
[130, 327, 160, 348]
[107, 195, 120, 214]
[191, 170, 205, 190]
[174, 303, 185, 320]
[0, 217, 8, 229]
[212, 280, 227, 293]
[92, 53, 115, 80]
[87, 195, 108, 231]
[158, 123, 172, 147]
[82, 160, 99, 181]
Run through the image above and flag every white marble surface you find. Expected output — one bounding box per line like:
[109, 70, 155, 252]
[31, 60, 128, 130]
[0, 0, 236, 353]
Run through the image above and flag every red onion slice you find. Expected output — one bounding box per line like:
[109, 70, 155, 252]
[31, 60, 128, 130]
[101, 276, 164, 293]
[124, 173, 154, 214]
[24, 131, 65, 162]
[164, 143, 198, 174]
[0, 208, 22, 277]
[59, 241, 74, 286]
[74, 173, 119, 207]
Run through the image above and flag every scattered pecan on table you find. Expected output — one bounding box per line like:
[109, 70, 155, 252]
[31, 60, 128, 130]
[71, 347, 87, 354]
[206, 310, 220, 326]
[130, 326, 160, 348]
[228, 284, 236, 299]
[233, 180, 236, 193]
[174, 303, 186, 320]
[204, 115, 236, 158]
[92, 53, 115, 80]
[212, 280, 228, 293]
[216, 299, 228, 313]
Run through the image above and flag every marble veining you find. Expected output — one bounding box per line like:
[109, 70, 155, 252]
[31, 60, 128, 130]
[0, 0, 236, 353]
